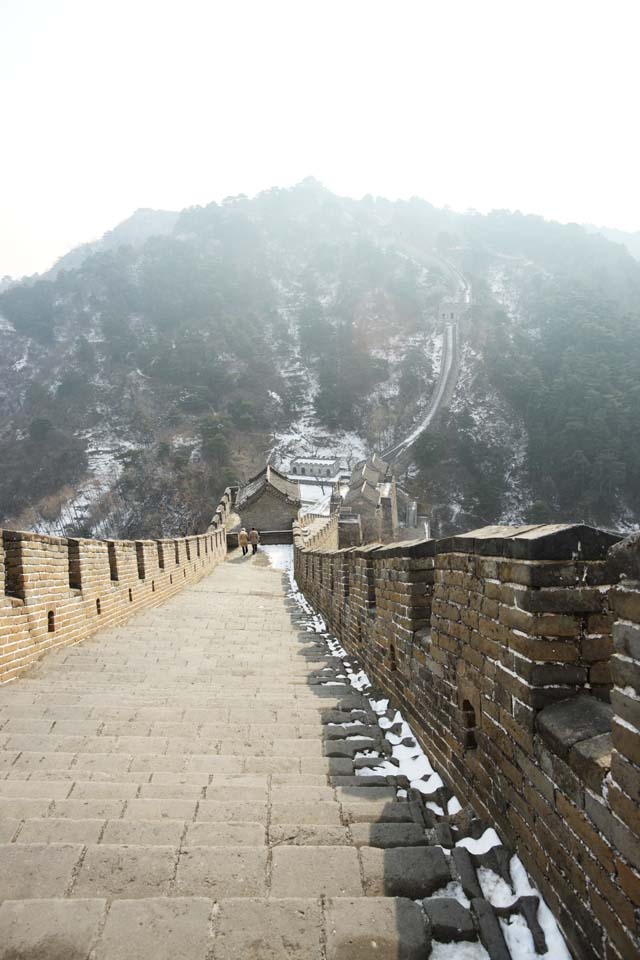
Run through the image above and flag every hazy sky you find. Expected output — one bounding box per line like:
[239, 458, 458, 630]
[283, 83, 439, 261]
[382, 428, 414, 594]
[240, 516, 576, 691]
[1, 0, 638, 277]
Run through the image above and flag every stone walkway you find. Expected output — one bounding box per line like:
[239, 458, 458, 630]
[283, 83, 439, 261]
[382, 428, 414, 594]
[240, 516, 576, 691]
[0, 551, 549, 958]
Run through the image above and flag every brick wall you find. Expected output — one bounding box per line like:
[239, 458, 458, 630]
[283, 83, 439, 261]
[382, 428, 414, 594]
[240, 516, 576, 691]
[293, 523, 640, 959]
[1, 491, 233, 684]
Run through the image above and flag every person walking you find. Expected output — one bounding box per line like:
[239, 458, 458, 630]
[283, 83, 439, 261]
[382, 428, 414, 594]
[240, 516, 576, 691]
[249, 527, 260, 555]
[239, 527, 249, 556]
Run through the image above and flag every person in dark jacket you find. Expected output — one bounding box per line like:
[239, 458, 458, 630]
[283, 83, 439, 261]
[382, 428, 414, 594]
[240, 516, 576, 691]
[249, 527, 260, 555]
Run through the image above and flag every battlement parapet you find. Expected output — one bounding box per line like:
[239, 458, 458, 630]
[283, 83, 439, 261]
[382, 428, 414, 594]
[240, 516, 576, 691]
[1, 526, 227, 684]
[293, 522, 640, 959]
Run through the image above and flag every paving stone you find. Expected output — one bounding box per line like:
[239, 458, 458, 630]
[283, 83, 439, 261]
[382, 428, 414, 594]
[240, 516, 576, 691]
[51, 799, 126, 820]
[0, 751, 20, 768]
[123, 798, 197, 820]
[72, 845, 177, 898]
[203, 785, 266, 802]
[95, 897, 213, 960]
[101, 819, 185, 846]
[185, 755, 244, 773]
[196, 800, 267, 822]
[175, 846, 267, 897]
[0, 798, 52, 820]
[214, 897, 323, 959]
[70, 780, 140, 800]
[186, 821, 266, 846]
[0, 817, 20, 842]
[0, 779, 71, 798]
[250, 756, 300, 774]
[0, 843, 82, 898]
[139, 782, 205, 799]
[271, 801, 342, 824]
[101, 722, 153, 737]
[269, 824, 350, 845]
[271, 846, 362, 897]
[17, 818, 105, 844]
[325, 896, 427, 960]
[149, 772, 212, 786]
[70, 753, 132, 772]
[335, 785, 396, 802]
[13, 752, 77, 780]
[117, 736, 169, 754]
[0, 898, 106, 960]
[5, 735, 63, 753]
[360, 846, 451, 898]
[271, 785, 335, 802]
[270, 773, 328, 786]
[1, 719, 54, 735]
[88, 770, 149, 783]
[341, 800, 417, 823]
[423, 897, 476, 942]
[11, 769, 70, 782]
[349, 822, 429, 848]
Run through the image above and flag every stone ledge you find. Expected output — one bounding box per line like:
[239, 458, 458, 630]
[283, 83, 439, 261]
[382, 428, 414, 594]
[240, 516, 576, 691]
[536, 694, 612, 760]
[436, 524, 620, 561]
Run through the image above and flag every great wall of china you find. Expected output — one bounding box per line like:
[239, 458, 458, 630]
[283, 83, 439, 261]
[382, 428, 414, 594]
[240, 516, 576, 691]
[0, 479, 639, 958]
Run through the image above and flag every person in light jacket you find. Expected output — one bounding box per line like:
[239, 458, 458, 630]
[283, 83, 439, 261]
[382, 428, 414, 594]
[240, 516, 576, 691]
[239, 528, 249, 556]
[248, 527, 260, 555]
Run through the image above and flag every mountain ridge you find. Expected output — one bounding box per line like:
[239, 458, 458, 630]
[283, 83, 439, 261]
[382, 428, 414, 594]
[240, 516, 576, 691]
[1, 181, 638, 538]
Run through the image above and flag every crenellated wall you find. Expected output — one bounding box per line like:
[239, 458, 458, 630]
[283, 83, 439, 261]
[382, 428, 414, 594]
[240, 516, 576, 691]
[293, 522, 640, 960]
[293, 513, 339, 552]
[208, 485, 239, 532]
[0, 485, 237, 684]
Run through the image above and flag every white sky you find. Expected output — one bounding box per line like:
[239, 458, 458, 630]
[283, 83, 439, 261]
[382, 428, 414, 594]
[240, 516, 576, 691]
[1, 0, 638, 277]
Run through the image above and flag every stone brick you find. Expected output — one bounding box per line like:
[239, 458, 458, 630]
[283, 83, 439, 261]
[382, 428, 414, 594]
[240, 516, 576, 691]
[0, 898, 106, 960]
[270, 847, 361, 897]
[325, 897, 427, 960]
[360, 846, 450, 899]
[214, 898, 322, 960]
[95, 898, 213, 960]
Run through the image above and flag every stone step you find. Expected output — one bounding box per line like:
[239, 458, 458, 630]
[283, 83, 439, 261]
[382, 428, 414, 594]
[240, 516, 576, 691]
[0, 842, 455, 902]
[0, 896, 430, 959]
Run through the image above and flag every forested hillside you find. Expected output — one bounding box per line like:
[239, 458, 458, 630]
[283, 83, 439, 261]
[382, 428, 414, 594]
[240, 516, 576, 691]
[1, 180, 639, 537]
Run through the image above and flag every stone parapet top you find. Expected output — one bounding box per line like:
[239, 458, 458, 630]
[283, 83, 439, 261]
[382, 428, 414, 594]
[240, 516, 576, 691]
[1, 529, 69, 545]
[435, 523, 621, 561]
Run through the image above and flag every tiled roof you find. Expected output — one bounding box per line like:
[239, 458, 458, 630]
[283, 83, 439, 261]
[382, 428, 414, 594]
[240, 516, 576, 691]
[351, 463, 380, 487]
[343, 481, 380, 507]
[236, 465, 301, 508]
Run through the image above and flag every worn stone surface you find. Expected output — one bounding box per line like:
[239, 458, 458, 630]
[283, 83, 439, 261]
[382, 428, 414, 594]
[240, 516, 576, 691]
[325, 897, 428, 960]
[0, 843, 82, 899]
[0, 898, 106, 960]
[214, 897, 323, 959]
[360, 846, 451, 898]
[72, 845, 177, 899]
[270, 846, 362, 897]
[95, 898, 213, 960]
